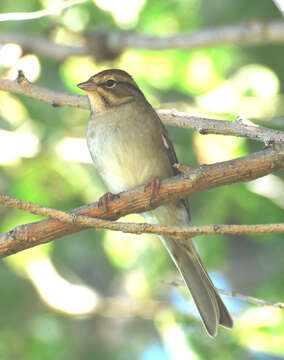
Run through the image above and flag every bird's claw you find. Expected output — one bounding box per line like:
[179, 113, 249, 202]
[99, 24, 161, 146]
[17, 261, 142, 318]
[98, 192, 119, 213]
[144, 177, 161, 205]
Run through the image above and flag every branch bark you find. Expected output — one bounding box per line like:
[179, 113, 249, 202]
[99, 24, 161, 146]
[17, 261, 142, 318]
[1, 144, 284, 258]
[1, 72, 284, 144]
[1, 192, 284, 239]
[1, 21, 284, 61]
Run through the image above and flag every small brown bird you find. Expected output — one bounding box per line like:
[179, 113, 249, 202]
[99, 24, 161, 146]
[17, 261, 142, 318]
[77, 69, 233, 337]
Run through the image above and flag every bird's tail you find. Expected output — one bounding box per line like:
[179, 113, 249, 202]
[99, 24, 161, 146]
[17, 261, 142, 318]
[162, 236, 233, 337]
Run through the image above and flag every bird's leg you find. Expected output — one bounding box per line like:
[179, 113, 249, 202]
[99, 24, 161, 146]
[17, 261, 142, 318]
[98, 192, 119, 213]
[144, 177, 161, 205]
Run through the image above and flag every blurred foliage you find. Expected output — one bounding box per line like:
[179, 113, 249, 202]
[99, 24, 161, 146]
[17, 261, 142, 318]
[1, 0, 284, 359]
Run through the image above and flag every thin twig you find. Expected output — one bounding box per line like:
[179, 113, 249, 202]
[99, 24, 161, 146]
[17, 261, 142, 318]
[272, 0, 284, 17]
[1, 21, 284, 60]
[0, 0, 86, 22]
[159, 110, 284, 144]
[162, 280, 284, 309]
[1, 72, 283, 144]
[1, 194, 284, 238]
[217, 289, 284, 309]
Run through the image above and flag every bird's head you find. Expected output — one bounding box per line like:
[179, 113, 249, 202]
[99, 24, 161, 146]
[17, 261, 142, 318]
[77, 69, 144, 112]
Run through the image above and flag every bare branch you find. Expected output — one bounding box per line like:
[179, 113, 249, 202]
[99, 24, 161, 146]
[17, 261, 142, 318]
[0, 0, 86, 22]
[2, 192, 282, 312]
[0, 34, 87, 61]
[0, 70, 88, 108]
[1, 21, 284, 61]
[217, 289, 284, 309]
[1, 72, 283, 144]
[111, 20, 284, 50]
[1, 193, 284, 238]
[162, 280, 284, 309]
[70, 282, 284, 319]
[2, 195, 280, 314]
[1, 144, 284, 258]
[272, 0, 284, 17]
[159, 110, 284, 144]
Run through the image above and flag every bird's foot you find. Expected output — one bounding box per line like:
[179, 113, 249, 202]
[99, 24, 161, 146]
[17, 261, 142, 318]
[98, 192, 119, 213]
[144, 177, 161, 205]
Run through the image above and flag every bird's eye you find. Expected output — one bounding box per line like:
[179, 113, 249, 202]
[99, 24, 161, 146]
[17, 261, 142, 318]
[105, 79, 116, 88]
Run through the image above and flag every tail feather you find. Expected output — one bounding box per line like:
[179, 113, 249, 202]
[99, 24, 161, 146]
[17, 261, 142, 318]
[162, 236, 233, 337]
[215, 291, 234, 329]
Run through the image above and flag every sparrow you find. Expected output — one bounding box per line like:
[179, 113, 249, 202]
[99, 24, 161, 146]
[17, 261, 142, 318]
[77, 69, 233, 337]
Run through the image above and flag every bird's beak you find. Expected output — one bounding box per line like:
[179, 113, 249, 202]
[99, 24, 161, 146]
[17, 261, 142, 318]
[77, 79, 96, 92]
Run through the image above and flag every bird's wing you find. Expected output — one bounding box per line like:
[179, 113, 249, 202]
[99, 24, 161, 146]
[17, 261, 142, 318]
[159, 119, 191, 221]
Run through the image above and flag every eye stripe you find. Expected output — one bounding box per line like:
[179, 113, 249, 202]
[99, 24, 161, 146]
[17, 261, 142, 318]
[98, 80, 117, 88]
[98, 80, 141, 93]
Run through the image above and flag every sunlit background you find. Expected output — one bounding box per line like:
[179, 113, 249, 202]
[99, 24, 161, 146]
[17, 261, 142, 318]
[1, 0, 284, 359]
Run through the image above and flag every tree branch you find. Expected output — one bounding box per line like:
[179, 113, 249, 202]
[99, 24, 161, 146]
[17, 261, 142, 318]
[217, 289, 284, 309]
[1, 144, 284, 258]
[1, 21, 284, 61]
[0, 70, 88, 109]
[159, 111, 284, 144]
[1, 71, 284, 144]
[162, 280, 284, 309]
[1, 192, 284, 238]
[0, 0, 86, 22]
[2, 196, 284, 312]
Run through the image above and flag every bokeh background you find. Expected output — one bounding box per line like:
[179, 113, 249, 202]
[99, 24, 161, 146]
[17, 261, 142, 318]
[1, 0, 284, 359]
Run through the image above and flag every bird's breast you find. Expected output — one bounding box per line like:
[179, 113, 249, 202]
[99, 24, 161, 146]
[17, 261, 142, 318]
[86, 104, 172, 193]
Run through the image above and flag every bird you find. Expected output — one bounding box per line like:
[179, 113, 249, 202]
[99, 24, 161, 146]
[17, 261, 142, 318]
[77, 69, 233, 337]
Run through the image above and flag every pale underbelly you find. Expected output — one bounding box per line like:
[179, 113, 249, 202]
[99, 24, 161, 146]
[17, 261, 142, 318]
[87, 117, 189, 227]
[87, 123, 172, 193]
